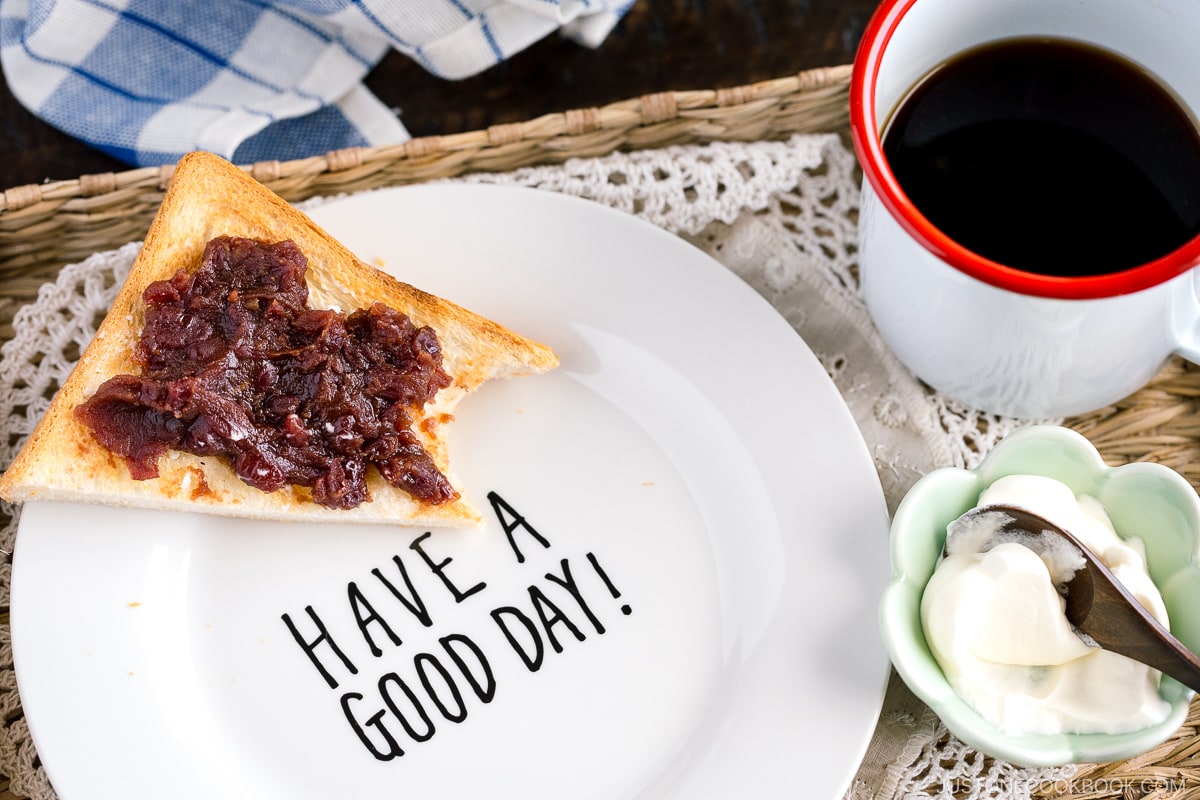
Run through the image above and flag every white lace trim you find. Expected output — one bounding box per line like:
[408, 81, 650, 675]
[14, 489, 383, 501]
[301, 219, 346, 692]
[0, 135, 1047, 799]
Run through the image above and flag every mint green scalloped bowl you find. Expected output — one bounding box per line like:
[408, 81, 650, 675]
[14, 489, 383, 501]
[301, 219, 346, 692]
[881, 424, 1200, 766]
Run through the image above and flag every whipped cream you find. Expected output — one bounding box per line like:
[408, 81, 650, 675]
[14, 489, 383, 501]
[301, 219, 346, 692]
[921, 474, 1172, 735]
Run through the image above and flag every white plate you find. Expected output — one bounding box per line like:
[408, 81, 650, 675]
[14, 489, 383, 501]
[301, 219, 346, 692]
[12, 185, 889, 799]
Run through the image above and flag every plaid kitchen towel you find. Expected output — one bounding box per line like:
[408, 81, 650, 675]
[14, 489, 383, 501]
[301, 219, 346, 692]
[0, 0, 633, 167]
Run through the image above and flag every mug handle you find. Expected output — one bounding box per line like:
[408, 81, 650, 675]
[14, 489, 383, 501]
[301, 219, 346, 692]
[1174, 269, 1200, 364]
[1177, 339, 1200, 364]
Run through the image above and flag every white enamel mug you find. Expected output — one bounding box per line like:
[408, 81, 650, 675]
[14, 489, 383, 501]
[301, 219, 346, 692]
[850, 0, 1200, 419]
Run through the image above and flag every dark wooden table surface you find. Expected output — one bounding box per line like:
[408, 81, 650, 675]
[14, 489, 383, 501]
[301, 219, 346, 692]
[0, 0, 881, 189]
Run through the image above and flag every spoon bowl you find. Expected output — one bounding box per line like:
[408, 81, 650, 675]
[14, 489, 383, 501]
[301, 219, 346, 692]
[948, 503, 1200, 693]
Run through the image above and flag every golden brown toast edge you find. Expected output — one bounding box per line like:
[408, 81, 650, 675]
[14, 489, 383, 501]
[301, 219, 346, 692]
[0, 151, 558, 526]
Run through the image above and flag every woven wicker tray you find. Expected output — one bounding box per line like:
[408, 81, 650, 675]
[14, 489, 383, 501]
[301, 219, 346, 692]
[2, 64, 1199, 799]
[0, 64, 852, 328]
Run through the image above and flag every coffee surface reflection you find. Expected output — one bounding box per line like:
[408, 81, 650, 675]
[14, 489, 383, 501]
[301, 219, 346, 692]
[882, 38, 1200, 277]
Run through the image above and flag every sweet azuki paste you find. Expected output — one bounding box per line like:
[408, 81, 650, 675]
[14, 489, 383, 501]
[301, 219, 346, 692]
[75, 235, 458, 509]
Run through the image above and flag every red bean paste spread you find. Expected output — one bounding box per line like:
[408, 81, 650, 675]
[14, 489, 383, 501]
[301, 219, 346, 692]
[74, 235, 458, 509]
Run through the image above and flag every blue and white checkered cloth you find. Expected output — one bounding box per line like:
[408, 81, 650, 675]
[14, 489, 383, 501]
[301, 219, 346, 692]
[0, 0, 633, 167]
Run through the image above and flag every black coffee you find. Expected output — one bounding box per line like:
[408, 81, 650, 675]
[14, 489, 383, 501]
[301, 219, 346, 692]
[882, 38, 1200, 276]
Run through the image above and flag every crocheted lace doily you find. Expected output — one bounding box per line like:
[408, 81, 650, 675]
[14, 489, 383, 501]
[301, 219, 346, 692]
[0, 134, 1052, 800]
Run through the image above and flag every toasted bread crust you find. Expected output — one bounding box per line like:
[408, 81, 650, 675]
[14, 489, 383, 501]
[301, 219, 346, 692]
[0, 152, 557, 526]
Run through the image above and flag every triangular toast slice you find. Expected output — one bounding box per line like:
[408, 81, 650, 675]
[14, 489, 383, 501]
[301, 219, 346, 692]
[0, 151, 557, 527]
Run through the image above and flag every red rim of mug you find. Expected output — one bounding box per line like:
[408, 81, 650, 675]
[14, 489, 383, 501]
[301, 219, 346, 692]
[849, 0, 1200, 300]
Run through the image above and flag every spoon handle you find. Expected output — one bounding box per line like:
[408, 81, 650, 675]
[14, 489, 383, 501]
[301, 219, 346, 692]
[1075, 564, 1200, 693]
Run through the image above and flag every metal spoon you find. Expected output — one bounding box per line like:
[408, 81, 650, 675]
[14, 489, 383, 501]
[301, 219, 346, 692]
[946, 503, 1200, 693]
